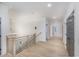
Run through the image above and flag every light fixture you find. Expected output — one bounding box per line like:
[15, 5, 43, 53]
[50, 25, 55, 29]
[52, 16, 56, 19]
[47, 3, 52, 7]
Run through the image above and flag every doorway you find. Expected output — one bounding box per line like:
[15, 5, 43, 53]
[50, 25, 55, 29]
[66, 10, 74, 56]
[46, 24, 49, 40]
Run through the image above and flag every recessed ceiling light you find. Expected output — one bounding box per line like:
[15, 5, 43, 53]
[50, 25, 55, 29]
[47, 3, 52, 7]
[52, 16, 56, 19]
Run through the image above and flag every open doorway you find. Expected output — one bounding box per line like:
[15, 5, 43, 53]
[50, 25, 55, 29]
[46, 24, 49, 40]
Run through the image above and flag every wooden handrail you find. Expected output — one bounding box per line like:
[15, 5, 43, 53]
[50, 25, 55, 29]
[7, 32, 41, 40]
[15, 35, 32, 39]
[7, 34, 33, 39]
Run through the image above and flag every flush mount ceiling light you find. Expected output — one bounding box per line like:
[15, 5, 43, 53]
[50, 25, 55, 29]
[52, 16, 56, 19]
[47, 3, 52, 7]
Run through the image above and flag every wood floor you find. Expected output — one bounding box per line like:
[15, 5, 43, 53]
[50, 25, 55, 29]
[4, 37, 68, 57]
[16, 37, 68, 57]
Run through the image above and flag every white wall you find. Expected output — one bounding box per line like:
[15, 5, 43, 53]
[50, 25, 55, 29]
[35, 16, 46, 42]
[74, 3, 79, 56]
[14, 13, 36, 36]
[11, 12, 47, 42]
[0, 5, 10, 55]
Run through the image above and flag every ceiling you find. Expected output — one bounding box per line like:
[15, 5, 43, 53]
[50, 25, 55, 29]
[3, 2, 71, 20]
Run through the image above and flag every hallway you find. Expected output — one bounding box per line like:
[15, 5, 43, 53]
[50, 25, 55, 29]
[15, 37, 68, 57]
[0, 2, 70, 56]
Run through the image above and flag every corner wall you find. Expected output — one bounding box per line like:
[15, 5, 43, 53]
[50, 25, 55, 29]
[0, 5, 10, 55]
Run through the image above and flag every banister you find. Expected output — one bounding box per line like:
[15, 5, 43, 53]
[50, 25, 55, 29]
[15, 35, 32, 39]
[36, 32, 41, 37]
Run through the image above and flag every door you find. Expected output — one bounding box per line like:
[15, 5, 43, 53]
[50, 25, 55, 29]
[46, 24, 49, 40]
[66, 11, 74, 56]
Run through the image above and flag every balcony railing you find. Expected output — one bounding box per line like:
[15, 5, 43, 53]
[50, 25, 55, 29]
[7, 32, 41, 56]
